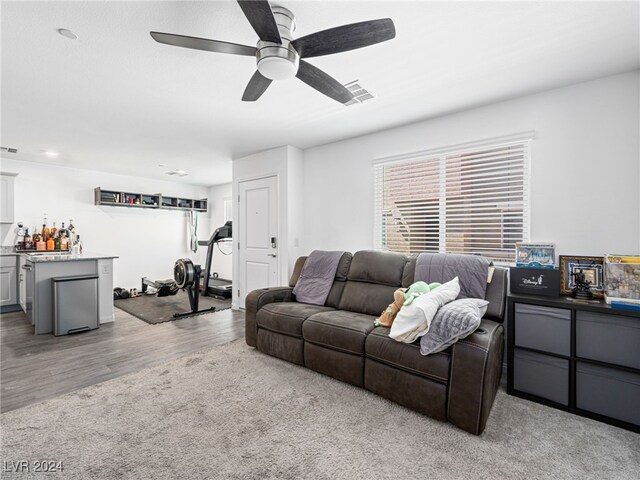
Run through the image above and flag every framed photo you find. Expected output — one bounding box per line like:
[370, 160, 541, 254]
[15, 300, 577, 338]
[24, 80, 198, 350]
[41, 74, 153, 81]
[559, 256, 604, 297]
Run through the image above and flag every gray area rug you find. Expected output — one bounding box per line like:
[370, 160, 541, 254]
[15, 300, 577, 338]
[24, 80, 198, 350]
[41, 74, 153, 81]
[114, 290, 231, 324]
[1, 340, 638, 480]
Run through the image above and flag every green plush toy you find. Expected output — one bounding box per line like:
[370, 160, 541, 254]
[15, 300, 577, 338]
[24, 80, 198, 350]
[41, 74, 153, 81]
[403, 281, 442, 306]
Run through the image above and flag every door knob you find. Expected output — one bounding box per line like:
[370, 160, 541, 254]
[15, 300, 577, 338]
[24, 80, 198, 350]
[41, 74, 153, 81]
[268, 253, 277, 257]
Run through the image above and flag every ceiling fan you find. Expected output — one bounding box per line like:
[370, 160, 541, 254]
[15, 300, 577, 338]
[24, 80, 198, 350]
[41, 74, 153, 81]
[150, 1, 395, 104]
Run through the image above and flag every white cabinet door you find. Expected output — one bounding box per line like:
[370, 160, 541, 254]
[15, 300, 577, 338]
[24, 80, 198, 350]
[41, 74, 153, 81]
[0, 173, 16, 224]
[0, 266, 17, 306]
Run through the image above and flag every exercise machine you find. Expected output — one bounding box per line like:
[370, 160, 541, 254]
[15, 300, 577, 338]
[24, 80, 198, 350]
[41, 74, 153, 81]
[139, 221, 232, 317]
[171, 258, 216, 318]
[198, 220, 232, 298]
[141, 258, 216, 318]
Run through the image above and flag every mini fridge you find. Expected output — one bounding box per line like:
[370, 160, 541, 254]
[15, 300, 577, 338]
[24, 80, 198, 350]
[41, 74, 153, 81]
[52, 274, 99, 336]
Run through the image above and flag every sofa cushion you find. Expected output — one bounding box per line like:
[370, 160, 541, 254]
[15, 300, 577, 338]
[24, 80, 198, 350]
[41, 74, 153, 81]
[257, 302, 335, 338]
[347, 250, 407, 286]
[366, 327, 450, 384]
[303, 310, 377, 355]
[325, 252, 353, 308]
[338, 282, 398, 317]
[402, 254, 418, 288]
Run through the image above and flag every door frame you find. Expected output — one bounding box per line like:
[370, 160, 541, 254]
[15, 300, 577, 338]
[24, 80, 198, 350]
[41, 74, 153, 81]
[235, 172, 282, 309]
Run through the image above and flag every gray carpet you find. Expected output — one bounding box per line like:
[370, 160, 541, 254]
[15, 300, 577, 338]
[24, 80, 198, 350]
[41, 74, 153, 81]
[114, 290, 231, 324]
[1, 341, 638, 480]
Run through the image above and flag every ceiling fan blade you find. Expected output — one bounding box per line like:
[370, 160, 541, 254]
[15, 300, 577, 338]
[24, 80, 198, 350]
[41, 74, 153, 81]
[150, 31, 256, 56]
[292, 18, 395, 58]
[242, 70, 272, 101]
[237, 0, 282, 43]
[296, 60, 354, 104]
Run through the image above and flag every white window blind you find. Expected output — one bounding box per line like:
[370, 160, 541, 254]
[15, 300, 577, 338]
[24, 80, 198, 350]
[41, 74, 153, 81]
[374, 137, 531, 264]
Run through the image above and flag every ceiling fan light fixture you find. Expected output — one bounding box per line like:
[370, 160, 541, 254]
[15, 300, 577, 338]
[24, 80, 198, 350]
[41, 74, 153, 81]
[257, 55, 298, 80]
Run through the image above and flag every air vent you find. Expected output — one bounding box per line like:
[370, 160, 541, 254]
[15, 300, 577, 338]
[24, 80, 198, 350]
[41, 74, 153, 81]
[166, 169, 188, 177]
[1, 146, 18, 154]
[343, 80, 374, 106]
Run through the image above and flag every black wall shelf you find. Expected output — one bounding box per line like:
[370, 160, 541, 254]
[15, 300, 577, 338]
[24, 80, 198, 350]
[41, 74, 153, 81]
[95, 187, 207, 212]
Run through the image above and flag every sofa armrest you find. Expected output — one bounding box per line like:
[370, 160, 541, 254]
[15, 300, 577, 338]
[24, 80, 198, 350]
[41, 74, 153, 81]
[245, 287, 295, 347]
[447, 319, 504, 435]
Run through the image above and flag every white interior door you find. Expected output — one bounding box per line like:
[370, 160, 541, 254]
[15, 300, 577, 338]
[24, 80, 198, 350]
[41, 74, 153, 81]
[238, 175, 279, 307]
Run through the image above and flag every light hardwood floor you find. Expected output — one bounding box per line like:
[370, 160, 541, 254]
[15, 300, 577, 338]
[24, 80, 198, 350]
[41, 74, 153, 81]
[0, 307, 245, 413]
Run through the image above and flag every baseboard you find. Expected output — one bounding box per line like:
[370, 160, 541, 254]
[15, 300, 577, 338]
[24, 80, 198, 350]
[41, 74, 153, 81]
[0, 304, 23, 314]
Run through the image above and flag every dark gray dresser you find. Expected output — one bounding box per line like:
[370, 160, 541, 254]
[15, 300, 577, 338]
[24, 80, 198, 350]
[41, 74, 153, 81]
[507, 294, 640, 432]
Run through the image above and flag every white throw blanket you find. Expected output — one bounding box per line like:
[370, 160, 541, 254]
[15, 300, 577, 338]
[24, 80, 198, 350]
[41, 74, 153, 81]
[389, 277, 461, 343]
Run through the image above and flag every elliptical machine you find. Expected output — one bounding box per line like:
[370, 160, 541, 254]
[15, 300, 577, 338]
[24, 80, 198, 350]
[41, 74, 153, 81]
[171, 258, 216, 318]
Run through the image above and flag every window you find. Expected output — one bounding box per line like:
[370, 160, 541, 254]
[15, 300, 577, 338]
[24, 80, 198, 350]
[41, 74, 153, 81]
[374, 135, 531, 264]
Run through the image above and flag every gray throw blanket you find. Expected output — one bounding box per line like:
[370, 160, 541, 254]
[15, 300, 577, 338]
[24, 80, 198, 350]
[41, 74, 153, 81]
[415, 253, 492, 299]
[292, 250, 344, 305]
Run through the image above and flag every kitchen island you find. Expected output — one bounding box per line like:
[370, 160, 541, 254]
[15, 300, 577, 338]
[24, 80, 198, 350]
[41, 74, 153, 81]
[22, 252, 118, 334]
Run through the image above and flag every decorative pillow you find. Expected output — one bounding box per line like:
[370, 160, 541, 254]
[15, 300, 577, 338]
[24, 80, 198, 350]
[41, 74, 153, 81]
[420, 298, 489, 355]
[389, 277, 460, 343]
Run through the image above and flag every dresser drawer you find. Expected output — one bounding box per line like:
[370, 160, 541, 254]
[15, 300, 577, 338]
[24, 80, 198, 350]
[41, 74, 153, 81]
[514, 349, 569, 406]
[576, 362, 640, 426]
[514, 303, 571, 355]
[576, 311, 640, 370]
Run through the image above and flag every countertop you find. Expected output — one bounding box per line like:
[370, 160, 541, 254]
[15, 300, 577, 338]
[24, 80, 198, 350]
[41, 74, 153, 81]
[21, 252, 119, 263]
[0, 246, 18, 256]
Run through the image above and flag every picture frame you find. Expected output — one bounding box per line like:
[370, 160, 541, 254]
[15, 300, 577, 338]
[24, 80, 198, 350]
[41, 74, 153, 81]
[559, 255, 604, 297]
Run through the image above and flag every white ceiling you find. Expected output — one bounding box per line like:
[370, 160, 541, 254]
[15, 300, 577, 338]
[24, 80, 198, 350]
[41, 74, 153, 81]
[1, 1, 638, 186]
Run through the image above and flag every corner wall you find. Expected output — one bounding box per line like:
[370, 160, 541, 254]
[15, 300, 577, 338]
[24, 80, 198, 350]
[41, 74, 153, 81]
[302, 70, 640, 258]
[0, 158, 211, 288]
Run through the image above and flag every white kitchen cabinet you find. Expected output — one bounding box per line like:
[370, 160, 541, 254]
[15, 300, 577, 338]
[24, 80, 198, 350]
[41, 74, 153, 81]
[19, 255, 29, 312]
[0, 172, 17, 224]
[0, 256, 18, 306]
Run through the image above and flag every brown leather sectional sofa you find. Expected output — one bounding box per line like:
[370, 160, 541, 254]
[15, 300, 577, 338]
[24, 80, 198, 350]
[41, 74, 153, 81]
[245, 250, 508, 435]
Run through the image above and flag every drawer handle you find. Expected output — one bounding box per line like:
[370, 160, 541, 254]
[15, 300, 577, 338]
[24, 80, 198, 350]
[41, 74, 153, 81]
[21, 265, 33, 271]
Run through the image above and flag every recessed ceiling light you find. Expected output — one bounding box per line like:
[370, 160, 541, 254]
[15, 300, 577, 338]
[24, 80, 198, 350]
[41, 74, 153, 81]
[166, 169, 188, 177]
[157, 164, 165, 167]
[57, 28, 78, 40]
[43, 151, 60, 157]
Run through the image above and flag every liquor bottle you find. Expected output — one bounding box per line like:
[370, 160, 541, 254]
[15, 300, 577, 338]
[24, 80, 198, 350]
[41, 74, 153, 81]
[51, 222, 57, 237]
[57, 222, 69, 241]
[54, 236, 61, 250]
[60, 233, 69, 251]
[41, 224, 47, 241]
[36, 235, 46, 251]
[23, 229, 33, 250]
[68, 219, 76, 244]
[43, 215, 50, 240]
[46, 235, 55, 251]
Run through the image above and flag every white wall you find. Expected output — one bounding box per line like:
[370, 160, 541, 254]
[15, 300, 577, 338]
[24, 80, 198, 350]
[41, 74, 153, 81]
[286, 147, 304, 272]
[302, 70, 640, 258]
[0, 158, 210, 288]
[207, 182, 233, 280]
